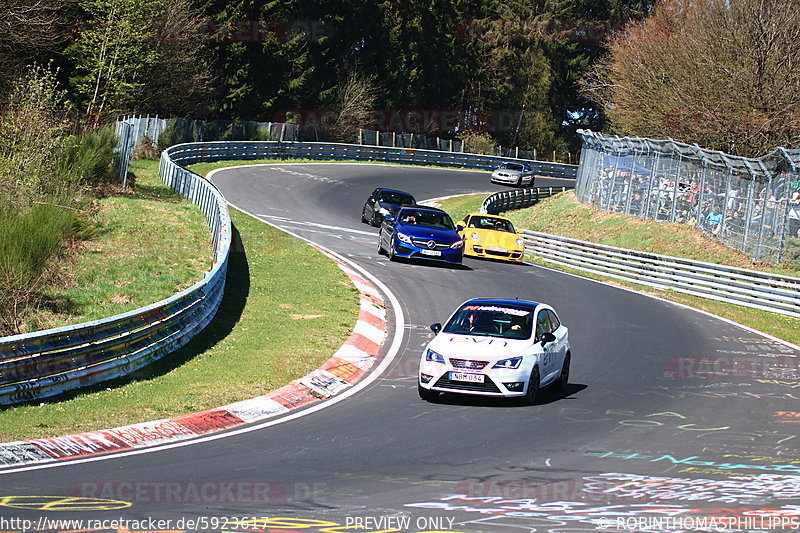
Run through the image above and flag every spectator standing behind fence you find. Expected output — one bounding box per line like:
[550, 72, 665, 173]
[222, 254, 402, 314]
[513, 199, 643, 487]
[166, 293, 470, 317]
[724, 210, 743, 237]
[790, 189, 800, 238]
[703, 207, 723, 235]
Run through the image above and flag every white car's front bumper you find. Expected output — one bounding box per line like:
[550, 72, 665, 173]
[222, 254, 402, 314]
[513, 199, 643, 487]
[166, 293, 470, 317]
[419, 359, 532, 397]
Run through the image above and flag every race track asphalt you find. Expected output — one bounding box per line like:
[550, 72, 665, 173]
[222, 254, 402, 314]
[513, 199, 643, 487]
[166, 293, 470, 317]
[1, 163, 798, 533]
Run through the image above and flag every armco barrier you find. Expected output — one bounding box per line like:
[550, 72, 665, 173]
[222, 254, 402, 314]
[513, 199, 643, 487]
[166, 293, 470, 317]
[482, 186, 573, 215]
[0, 149, 231, 405]
[164, 140, 578, 177]
[0, 140, 571, 405]
[521, 230, 800, 318]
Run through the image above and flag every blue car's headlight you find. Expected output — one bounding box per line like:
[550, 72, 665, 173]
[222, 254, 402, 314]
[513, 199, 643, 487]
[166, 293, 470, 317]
[450, 239, 464, 249]
[425, 349, 445, 364]
[397, 232, 413, 244]
[493, 356, 522, 369]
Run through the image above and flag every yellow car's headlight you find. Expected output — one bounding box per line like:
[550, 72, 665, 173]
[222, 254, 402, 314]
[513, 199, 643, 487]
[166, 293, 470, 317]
[471, 232, 480, 241]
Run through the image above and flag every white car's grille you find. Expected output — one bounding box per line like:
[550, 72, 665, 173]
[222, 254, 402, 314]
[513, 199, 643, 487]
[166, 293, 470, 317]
[449, 359, 489, 370]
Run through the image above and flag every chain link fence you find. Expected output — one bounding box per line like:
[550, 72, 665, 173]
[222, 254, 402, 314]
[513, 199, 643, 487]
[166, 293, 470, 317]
[116, 115, 466, 155]
[576, 130, 800, 264]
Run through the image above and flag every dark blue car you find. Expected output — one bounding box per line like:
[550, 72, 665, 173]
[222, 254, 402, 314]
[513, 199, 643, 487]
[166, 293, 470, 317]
[378, 206, 463, 264]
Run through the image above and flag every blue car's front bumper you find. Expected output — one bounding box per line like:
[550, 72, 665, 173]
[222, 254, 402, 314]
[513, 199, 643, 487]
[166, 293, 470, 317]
[392, 240, 463, 264]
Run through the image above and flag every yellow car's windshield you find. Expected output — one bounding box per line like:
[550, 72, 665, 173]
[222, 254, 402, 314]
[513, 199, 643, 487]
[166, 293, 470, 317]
[467, 216, 515, 233]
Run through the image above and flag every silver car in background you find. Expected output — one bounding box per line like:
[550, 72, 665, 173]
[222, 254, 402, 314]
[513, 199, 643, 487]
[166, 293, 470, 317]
[490, 162, 535, 187]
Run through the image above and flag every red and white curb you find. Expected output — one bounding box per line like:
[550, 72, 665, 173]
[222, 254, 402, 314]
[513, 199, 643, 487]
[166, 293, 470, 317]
[0, 252, 388, 468]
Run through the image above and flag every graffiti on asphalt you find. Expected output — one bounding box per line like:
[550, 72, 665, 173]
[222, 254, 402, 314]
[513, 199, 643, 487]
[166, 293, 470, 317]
[557, 408, 730, 432]
[584, 451, 800, 473]
[405, 495, 800, 532]
[582, 472, 800, 504]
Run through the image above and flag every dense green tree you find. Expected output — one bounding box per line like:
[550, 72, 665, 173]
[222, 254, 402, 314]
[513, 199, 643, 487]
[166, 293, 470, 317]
[0, 0, 657, 153]
[65, 0, 212, 125]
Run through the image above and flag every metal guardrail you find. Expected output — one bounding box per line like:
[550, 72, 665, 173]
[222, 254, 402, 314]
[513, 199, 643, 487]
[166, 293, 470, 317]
[0, 139, 573, 405]
[0, 149, 231, 405]
[482, 187, 573, 215]
[479, 187, 799, 317]
[521, 230, 800, 318]
[166, 140, 579, 177]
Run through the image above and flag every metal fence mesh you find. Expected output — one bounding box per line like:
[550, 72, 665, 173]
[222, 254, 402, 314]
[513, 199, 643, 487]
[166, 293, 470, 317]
[116, 116, 466, 153]
[576, 130, 800, 264]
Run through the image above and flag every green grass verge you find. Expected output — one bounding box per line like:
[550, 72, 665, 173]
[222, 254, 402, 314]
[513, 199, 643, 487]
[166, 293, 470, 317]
[435, 191, 800, 346]
[0, 163, 359, 441]
[34, 160, 211, 330]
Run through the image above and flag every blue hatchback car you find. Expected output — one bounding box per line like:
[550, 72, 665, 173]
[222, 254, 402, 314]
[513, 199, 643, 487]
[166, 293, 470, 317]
[378, 206, 463, 264]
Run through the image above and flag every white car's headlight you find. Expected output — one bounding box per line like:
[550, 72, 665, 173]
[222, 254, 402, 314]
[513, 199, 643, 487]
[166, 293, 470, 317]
[471, 232, 480, 241]
[515, 238, 524, 247]
[425, 349, 445, 364]
[450, 239, 464, 249]
[397, 232, 413, 244]
[493, 356, 522, 369]
[378, 206, 391, 215]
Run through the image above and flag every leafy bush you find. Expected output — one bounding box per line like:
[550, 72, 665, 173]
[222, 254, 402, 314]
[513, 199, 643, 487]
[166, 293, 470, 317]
[57, 127, 119, 187]
[0, 64, 71, 207]
[460, 131, 498, 155]
[0, 203, 80, 335]
[132, 135, 160, 160]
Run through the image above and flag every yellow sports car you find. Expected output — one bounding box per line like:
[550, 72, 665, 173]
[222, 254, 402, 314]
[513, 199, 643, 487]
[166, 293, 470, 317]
[457, 213, 525, 263]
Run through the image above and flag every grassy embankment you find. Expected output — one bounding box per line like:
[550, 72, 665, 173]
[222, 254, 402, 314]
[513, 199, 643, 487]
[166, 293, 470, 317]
[0, 159, 358, 441]
[438, 191, 800, 346]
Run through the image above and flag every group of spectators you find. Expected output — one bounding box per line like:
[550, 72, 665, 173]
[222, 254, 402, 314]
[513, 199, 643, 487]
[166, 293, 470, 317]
[596, 165, 800, 242]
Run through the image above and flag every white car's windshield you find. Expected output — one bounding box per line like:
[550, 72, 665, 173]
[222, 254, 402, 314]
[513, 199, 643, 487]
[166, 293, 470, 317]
[501, 163, 524, 171]
[444, 304, 533, 339]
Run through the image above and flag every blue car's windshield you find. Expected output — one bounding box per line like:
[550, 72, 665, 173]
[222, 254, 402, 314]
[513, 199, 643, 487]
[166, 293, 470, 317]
[444, 304, 533, 339]
[397, 209, 455, 230]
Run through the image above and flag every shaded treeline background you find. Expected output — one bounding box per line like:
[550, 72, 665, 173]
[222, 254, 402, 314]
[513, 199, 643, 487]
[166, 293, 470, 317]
[1, 0, 799, 334]
[2, 0, 656, 157]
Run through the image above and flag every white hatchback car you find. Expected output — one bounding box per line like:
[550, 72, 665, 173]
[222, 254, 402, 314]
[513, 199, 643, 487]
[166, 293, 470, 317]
[418, 298, 570, 404]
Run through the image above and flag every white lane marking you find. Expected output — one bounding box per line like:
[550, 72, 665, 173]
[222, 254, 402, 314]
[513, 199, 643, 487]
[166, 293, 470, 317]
[0, 186, 407, 475]
[256, 215, 375, 237]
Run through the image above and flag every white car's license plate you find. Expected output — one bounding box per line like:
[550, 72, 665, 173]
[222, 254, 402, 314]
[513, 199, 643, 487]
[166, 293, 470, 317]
[450, 372, 484, 383]
[420, 249, 441, 256]
[489, 247, 507, 252]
